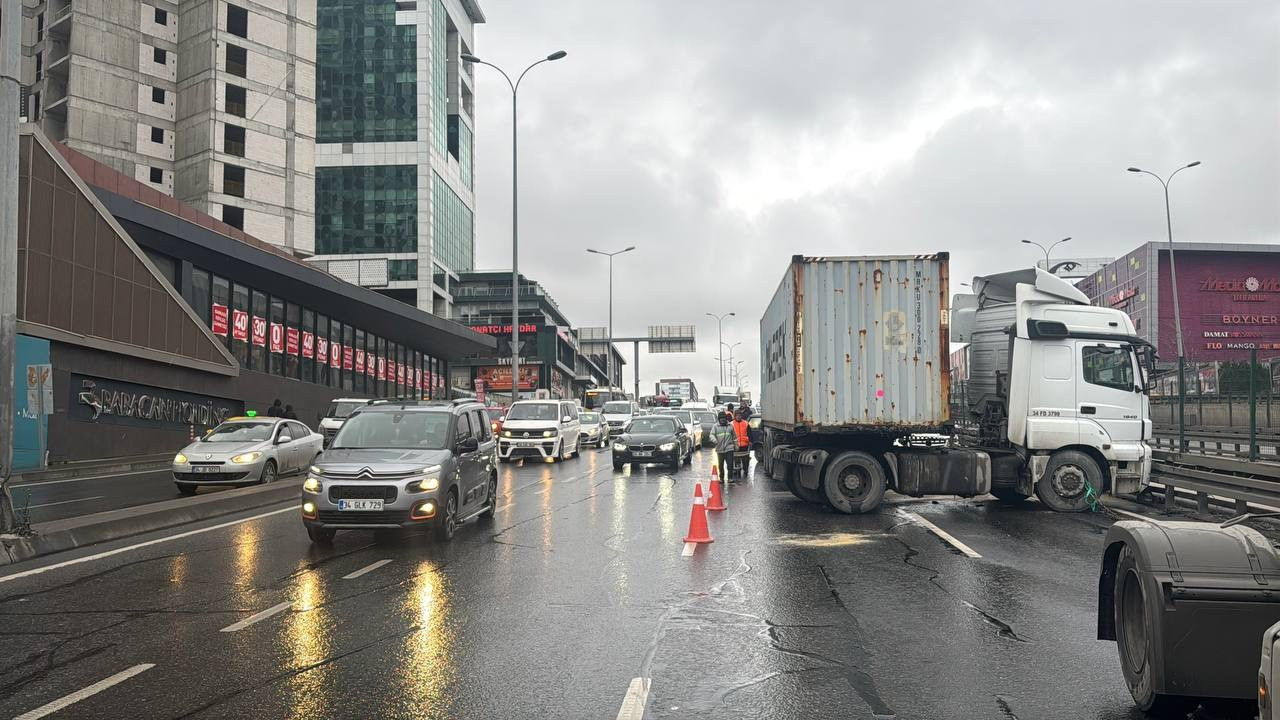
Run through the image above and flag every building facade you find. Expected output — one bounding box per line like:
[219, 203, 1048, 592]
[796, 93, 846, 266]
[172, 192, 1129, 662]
[309, 0, 482, 315]
[19, 0, 316, 253]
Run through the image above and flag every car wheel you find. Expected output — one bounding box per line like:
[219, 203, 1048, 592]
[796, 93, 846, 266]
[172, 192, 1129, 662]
[1114, 543, 1197, 715]
[434, 489, 458, 541]
[306, 526, 335, 544]
[1035, 450, 1102, 512]
[176, 483, 197, 496]
[479, 474, 498, 519]
[682, 448, 692, 465]
[259, 460, 278, 485]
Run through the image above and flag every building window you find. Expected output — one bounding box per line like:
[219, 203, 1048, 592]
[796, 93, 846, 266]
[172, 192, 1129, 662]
[225, 84, 247, 117]
[154, 47, 167, 65]
[389, 259, 417, 281]
[30, 92, 39, 122]
[212, 274, 231, 349]
[316, 314, 329, 386]
[149, 167, 163, 184]
[270, 297, 285, 376]
[432, 0, 447, 156]
[222, 204, 244, 230]
[152, 86, 166, 104]
[34, 53, 42, 81]
[231, 282, 251, 367]
[315, 0, 417, 143]
[223, 164, 245, 198]
[151, 126, 164, 143]
[315, 165, 417, 254]
[224, 124, 245, 157]
[301, 308, 315, 382]
[227, 4, 249, 38]
[226, 45, 247, 78]
[191, 267, 212, 325]
[432, 173, 474, 272]
[154, 7, 168, 25]
[36, 13, 44, 42]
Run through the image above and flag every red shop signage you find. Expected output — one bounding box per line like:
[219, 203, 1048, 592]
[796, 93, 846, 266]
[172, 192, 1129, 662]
[316, 337, 329, 362]
[343, 346, 354, 371]
[211, 304, 229, 336]
[355, 349, 366, 374]
[269, 323, 284, 354]
[232, 309, 250, 342]
[286, 328, 300, 356]
[301, 332, 314, 359]
[330, 343, 341, 368]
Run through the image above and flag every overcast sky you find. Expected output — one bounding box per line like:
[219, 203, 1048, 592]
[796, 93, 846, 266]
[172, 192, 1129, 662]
[469, 0, 1280, 398]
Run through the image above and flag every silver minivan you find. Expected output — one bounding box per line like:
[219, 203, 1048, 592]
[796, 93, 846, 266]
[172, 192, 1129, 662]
[497, 400, 581, 462]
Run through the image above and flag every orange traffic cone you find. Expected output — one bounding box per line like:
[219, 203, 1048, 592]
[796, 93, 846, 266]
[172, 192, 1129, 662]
[707, 471, 726, 512]
[684, 482, 714, 543]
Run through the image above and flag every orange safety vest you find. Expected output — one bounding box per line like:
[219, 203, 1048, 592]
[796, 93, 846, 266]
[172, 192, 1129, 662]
[732, 420, 750, 448]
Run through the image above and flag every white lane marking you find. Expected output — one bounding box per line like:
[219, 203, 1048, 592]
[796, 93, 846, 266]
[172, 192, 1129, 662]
[0, 506, 296, 584]
[342, 559, 392, 580]
[1109, 507, 1168, 525]
[615, 677, 651, 720]
[901, 511, 982, 558]
[14, 469, 167, 488]
[681, 542, 696, 557]
[15, 663, 155, 720]
[24, 496, 106, 510]
[219, 601, 293, 632]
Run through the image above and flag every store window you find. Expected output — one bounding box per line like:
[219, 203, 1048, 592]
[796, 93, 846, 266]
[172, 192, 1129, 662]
[353, 328, 366, 394]
[316, 314, 329, 387]
[231, 282, 250, 367]
[270, 296, 285, 375]
[330, 320, 344, 388]
[286, 302, 301, 379]
[190, 268, 211, 325]
[302, 308, 315, 383]
[251, 290, 268, 371]
[212, 275, 231, 350]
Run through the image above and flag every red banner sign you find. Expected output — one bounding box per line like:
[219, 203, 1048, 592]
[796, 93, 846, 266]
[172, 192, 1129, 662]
[286, 328, 300, 356]
[269, 323, 284, 354]
[248, 316, 264, 346]
[469, 323, 540, 336]
[343, 346, 354, 371]
[367, 355, 375, 377]
[316, 337, 329, 364]
[415, 368, 422, 391]
[377, 356, 386, 380]
[355, 349, 365, 374]
[301, 332, 314, 359]
[211, 304, 229, 336]
[232, 309, 249, 342]
[330, 342, 341, 368]
[397, 364, 405, 385]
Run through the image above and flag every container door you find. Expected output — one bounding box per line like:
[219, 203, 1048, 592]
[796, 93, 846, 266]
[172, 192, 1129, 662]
[1077, 342, 1145, 445]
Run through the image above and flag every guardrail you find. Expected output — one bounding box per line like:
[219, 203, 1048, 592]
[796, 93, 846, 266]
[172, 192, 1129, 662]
[1152, 425, 1279, 460]
[1149, 450, 1280, 514]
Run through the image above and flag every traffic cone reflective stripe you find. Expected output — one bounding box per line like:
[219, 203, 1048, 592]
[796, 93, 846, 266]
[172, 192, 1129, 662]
[707, 473, 726, 512]
[684, 482, 714, 544]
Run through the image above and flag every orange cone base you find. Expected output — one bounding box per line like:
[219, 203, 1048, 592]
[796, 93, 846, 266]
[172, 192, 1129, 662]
[684, 482, 714, 543]
[707, 478, 726, 512]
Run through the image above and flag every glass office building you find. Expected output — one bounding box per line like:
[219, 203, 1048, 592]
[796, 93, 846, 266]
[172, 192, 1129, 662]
[311, 0, 484, 316]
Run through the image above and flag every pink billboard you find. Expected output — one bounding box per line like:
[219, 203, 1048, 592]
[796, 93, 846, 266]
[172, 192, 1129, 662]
[1159, 250, 1280, 362]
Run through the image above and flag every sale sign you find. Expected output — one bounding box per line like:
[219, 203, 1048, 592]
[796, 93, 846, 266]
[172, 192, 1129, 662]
[286, 328, 300, 356]
[330, 342, 341, 368]
[301, 332, 314, 359]
[397, 364, 405, 385]
[211, 304, 229, 336]
[388, 360, 397, 382]
[232, 309, 249, 342]
[316, 337, 329, 363]
[269, 323, 284, 353]
[343, 346, 354, 371]
[366, 355, 375, 377]
[377, 356, 386, 380]
[415, 368, 422, 391]
[355, 349, 365, 374]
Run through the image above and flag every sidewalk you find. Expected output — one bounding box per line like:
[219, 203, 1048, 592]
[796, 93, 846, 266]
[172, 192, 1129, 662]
[9, 453, 174, 485]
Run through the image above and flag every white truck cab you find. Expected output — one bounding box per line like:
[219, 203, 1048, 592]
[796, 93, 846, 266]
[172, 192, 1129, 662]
[953, 269, 1153, 510]
[601, 400, 640, 438]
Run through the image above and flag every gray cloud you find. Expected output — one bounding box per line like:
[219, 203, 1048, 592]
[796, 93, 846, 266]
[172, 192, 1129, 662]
[469, 0, 1279, 397]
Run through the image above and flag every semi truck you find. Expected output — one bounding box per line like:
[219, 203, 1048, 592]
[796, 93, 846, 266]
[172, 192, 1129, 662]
[711, 385, 741, 406]
[759, 255, 1152, 513]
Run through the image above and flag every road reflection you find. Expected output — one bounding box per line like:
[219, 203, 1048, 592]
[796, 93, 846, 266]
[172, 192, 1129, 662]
[395, 562, 455, 717]
[233, 523, 260, 601]
[611, 473, 629, 602]
[285, 570, 331, 719]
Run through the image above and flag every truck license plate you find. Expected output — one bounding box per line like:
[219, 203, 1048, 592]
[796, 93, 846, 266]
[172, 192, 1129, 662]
[338, 499, 383, 511]
[632, 451, 652, 457]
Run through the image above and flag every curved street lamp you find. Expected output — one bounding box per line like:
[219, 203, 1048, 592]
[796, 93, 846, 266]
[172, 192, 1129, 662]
[706, 312, 735, 385]
[586, 246, 636, 391]
[1020, 237, 1071, 268]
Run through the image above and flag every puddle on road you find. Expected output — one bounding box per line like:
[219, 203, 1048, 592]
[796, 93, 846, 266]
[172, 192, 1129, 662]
[774, 531, 877, 548]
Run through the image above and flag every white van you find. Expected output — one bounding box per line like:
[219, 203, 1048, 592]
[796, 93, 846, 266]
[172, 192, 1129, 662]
[497, 400, 581, 462]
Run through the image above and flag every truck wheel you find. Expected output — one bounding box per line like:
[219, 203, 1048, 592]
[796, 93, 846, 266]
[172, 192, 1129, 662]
[990, 487, 1029, 503]
[781, 467, 828, 505]
[1114, 543, 1197, 715]
[761, 431, 776, 479]
[1036, 450, 1102, 512]
[822, 451, 887, 514]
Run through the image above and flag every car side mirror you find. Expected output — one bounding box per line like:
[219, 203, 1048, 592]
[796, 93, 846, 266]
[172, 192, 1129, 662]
[562, 416, 572, 423]
[276, 435, 290, 445]
[458, 437, 479, 453]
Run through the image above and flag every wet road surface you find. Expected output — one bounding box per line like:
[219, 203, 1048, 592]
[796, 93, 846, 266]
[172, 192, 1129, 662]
[10, 469, 185, 524]
[0, 447, 1254, 719]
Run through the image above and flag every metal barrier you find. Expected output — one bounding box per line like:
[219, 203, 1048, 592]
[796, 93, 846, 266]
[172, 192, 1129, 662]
[1152, 426, 1280, 460]
[1149, 450, 1280, 514]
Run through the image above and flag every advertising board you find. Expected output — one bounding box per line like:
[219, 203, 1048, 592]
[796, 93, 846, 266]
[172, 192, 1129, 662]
[1160, 251, 1280, 362]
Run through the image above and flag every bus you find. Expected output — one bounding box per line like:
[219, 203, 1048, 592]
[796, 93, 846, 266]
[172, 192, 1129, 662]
[583, 387, 627, 411]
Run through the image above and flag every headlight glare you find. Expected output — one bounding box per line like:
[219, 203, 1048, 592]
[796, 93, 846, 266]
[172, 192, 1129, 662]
[612, 443, 627, 452]
[659, 442, 676, 451]
[230, 451, 263, 464]
[417, 476, 439, 492]
[302, 477, 321, 493]
[543, 430, 555, 438]
[502, 430, 513, 438]
[174, 453, 188, 464]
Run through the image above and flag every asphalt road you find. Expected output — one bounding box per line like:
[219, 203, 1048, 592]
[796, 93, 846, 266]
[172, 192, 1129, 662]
[0, 448, 1259, 719]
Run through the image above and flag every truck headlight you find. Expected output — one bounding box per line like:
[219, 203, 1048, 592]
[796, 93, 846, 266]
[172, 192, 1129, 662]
[659, 442, 676, 452]
[612, 443, 627, 452]
[303, 477, 321, 493]
[230, 451, 262, 464]
[174, 453, 188, 464]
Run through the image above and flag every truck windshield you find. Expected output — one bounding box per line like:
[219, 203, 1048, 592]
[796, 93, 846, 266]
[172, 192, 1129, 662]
[603, 402, 633, 414]
[1082, 346, 1135, 392]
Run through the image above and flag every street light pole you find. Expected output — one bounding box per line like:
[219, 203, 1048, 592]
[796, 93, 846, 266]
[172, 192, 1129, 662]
[1020, 237, 1071, 270]
[462, 50, 566, 402]
[1129, 161, 1200, 451]
[1, 0, 21, 530]
[587, 246, 635, 395]
[706, 312, 734, 385]
[725, 342, 741, 385]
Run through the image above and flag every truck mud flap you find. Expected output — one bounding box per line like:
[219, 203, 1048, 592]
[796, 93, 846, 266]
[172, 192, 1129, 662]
[892, 449, 991, 498]
[774, 446, 829, 491]
[1099, 521, 1280, 701]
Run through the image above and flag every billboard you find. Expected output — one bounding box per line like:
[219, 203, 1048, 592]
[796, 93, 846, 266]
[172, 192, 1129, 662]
[475, 364, 541, 391]
[1159, 251, 1280, 362]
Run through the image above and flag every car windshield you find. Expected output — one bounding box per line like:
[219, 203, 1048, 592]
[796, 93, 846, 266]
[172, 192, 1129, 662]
[627, 418, 675, 434]
[693, 411, 716, 425]
[331, 411, 451, 449]
[325, 401, 365, 419]
[505, 403, 560, 421]
[666, 410, 693, 423]
[603, 401, 633, 414]
[580, 412, 600, 423]
[485, 407, 505, 420]
[203, 421, 274, 442]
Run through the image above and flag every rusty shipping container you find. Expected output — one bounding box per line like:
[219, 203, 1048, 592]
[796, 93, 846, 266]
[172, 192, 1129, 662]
[760, 254, 950, 432]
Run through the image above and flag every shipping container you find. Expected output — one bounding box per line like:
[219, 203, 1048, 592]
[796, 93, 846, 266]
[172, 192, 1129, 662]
[760, 254, 950, 432]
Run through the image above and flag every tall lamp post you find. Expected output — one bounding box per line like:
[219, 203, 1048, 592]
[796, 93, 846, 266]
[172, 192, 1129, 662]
[586, 246, 635, 394]
[1128, 161, 1200, 452]
[462, 50, 567, 401]
[1020, 237, 1071, 269]
[706, 312, 735, 385]
[722, 341, 741, 388]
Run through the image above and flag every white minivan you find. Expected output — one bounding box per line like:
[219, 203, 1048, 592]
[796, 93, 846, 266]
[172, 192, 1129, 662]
[498, 400, 581, 462]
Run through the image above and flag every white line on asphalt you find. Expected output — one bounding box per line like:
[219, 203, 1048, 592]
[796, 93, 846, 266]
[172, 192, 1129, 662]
[0, 506, 296, 584]
[219, 601, 293, 632]
[1108, 508, 1168, 525]
[24, 496, 106, 509]
[681, 542, 696, 557]
[615, 677, 651, 720]
[14, 663, 155, 720]
[901, 511, 982, 558]
[342, 559, 392, 580]
[13, 469, 168, 488]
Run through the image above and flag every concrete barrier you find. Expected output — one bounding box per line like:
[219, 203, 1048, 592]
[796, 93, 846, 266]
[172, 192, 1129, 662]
[0, 479, 302, 567]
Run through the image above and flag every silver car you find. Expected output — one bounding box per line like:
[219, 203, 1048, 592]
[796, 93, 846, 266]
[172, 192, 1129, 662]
[172, 417, 323, 495]
[578, 411, 608, 449]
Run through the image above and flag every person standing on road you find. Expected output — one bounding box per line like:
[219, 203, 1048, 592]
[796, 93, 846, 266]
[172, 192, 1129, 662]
[731, 411, 751, 477]
[712, 412, 737, 480]
[283, 404, 299, 420]
[267, 399, 284, 417]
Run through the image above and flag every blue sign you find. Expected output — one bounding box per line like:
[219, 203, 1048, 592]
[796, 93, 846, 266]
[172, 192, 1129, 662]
[12, 335, 50, 471]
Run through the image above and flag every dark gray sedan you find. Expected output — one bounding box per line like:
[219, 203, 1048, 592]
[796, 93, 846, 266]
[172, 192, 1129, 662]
[172, 417, 322, 495]
[611, 415, 693, 471]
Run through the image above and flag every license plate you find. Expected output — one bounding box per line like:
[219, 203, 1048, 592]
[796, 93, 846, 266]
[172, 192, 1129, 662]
[632, 450, 652, 457]
[338, 499, 384, 511]
[191, 465, 221, 474]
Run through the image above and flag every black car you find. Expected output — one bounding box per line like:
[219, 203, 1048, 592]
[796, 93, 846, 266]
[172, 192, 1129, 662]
[611, 415, 693, 471]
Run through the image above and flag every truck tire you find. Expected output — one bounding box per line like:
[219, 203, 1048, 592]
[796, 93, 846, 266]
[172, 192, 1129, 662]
[821, 451, 887, 514]
[761, 430, 776, 479]
[990, 487, 1029, 503]
[1036, 450, 1102, 513]
[1113, 543, 1197, 716]
[784, 471, 829, 505]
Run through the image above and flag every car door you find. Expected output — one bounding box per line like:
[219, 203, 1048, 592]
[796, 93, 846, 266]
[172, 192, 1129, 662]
[1078, 341, 1145, 445]
[452, 413, 482, 510]
[471, 409, 496, 500]
[561, 402, 579, 450]
[291, 421, 317, 468]
[274, 423, 295, 473]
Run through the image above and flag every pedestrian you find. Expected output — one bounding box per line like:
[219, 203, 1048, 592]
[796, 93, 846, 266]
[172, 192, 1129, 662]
[266, 399, 284, 417]
[731, 411, 751, 476]
[711, 412, 737, 480]
[283, 404, 299, 420]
